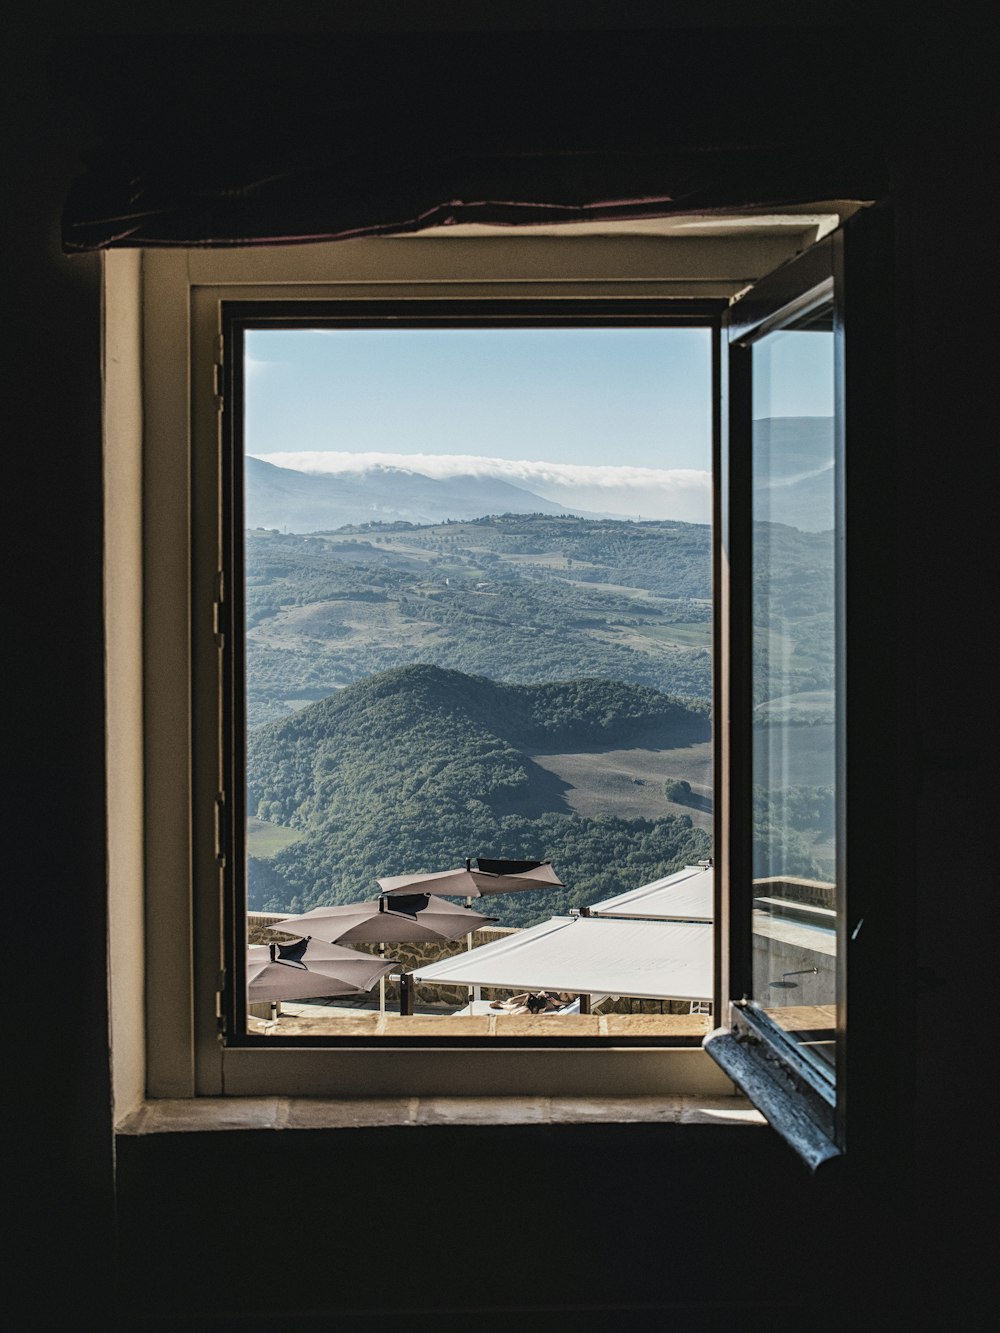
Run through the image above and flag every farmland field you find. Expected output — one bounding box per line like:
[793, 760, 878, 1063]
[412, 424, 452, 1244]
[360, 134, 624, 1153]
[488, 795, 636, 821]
[247, 816, 303, 858]
[529, 739, 712, 829]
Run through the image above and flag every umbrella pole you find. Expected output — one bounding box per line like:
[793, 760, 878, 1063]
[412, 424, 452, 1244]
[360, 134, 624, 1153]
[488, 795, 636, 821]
[465, 896, 480, 1008]
[378, 942, 385, 1014]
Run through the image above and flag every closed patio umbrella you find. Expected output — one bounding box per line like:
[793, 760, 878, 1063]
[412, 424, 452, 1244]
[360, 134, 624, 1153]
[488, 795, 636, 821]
[247, 936, 398, 1003]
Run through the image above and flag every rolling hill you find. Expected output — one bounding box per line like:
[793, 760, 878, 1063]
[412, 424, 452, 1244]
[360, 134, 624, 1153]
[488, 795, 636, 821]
[245, 664, 713, 925]
[244, 512, 714, 726]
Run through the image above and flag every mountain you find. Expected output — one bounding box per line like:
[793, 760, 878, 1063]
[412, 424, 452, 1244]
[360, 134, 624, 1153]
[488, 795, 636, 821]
[245, 664, 711, 925]
[752, 416, 835, 533]
[245, 456, 586, 532]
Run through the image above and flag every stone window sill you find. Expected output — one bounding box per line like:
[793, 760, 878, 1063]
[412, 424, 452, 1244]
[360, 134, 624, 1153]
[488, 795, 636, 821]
[117, 1094, 767, 1134]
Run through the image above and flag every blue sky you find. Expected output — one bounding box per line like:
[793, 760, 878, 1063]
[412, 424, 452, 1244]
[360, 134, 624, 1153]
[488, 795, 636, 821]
[244, 324, 831, 522]
[245, 326, 713, 469]
[753, 327, 834, 419]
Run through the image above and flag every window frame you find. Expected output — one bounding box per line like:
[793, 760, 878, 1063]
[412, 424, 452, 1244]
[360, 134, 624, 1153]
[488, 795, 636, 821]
[124, 220, 875, 1106]
[705, 204, 896, 1171]
[219, 297, 721, 1052]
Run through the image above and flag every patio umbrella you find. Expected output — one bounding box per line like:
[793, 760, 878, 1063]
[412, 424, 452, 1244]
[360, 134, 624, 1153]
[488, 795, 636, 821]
[247, 936, 398, 1003]
[375, 860, 557, 1009]
[377, 857, 564, 898]
[274, 893, 497, 944]
[272, 894, 499, 1012]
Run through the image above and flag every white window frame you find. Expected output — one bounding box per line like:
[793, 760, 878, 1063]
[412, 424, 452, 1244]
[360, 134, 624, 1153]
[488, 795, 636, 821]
[105, 217, 854, 1110]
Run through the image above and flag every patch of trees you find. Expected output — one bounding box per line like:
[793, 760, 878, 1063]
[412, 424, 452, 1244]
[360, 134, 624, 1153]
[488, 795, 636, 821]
[664, 778, 693, 803]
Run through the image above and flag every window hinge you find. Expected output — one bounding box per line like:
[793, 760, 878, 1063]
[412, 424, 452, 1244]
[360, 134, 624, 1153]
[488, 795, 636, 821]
[213, 570, 225, 647]
[214, 791, 227, 867]
[214, 359, 225, 407]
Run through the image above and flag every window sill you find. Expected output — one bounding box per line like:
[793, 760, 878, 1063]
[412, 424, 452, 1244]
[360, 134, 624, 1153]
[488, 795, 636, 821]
[117, 1094, 767, 1135]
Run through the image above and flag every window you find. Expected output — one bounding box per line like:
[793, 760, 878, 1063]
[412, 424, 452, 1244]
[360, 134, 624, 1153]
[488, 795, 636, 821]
[705, 209, 894, 1168]
[115, 205, 881, 1120]
[223, 302, 716, 1048]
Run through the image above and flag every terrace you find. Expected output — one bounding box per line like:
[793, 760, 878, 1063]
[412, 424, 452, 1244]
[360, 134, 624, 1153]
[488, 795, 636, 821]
[247, 866, 835, 1041]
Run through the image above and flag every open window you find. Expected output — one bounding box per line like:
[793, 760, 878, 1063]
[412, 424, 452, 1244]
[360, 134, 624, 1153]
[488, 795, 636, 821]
[219, 298, 719, 1050]
[106, 201, 891, 1128]
[705, 206, 894, 1170]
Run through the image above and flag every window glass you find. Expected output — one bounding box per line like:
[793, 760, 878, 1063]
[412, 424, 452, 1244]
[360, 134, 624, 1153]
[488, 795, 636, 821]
[237, 320, 716, 1038]
[749, 302, 838, 1067]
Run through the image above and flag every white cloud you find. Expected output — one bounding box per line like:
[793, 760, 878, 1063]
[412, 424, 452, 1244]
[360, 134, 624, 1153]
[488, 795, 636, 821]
[244, 354, 284, 380]
[252, 451, 711, 523]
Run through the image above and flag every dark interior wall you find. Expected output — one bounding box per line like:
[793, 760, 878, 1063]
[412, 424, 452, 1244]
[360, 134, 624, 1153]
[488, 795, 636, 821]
[114, 1121, 853, 1331]
[5, 12, 116, 1310]
[5, 6, 993, 1328]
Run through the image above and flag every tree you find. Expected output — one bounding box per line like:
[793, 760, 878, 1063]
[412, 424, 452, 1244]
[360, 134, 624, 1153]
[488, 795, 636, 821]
[664, 778, 692, 803]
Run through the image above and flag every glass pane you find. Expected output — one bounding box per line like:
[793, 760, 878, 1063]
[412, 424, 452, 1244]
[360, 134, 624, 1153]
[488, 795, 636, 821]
[239, 323, 716, 1037]
[750, 304, 838, 1068]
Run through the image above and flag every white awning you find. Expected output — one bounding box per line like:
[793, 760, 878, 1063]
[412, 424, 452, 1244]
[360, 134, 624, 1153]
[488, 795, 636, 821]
[586, 864, 713, 922]
[411, 914, 712, 1002]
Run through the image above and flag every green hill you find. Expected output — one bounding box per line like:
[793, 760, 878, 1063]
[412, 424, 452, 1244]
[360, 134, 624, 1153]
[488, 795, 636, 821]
[246, 664, 712, 925]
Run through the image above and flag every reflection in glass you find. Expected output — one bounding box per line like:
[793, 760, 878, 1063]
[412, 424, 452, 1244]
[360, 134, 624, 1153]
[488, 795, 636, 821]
[750, 304, 837, 1066]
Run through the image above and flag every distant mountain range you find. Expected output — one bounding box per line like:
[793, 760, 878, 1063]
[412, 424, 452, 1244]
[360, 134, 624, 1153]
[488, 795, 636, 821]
[246, 456, 602, 532]
[248, 425, 832, 535]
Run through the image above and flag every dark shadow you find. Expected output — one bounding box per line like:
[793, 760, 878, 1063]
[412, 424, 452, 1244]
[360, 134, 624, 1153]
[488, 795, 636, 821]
[670, 789, 713, 814]
[489, 755, 576, 818]
[550, 717, 712, 755]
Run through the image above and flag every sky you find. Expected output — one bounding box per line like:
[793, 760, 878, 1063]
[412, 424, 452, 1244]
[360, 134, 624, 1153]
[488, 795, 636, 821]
[753, 326, 834, 419]
[245, 325, 831, 523]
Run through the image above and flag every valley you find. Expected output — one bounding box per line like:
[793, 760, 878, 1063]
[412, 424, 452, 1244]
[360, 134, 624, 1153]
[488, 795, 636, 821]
[243, 509, 835, 921]
[245, 512, 712, 727]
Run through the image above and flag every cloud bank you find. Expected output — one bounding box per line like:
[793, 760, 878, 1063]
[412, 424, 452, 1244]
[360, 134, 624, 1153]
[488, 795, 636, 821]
[253, 451, 711, 524]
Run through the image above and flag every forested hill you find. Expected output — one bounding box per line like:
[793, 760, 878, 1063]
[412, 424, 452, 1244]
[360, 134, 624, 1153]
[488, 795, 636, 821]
[246, 664, 711, 925]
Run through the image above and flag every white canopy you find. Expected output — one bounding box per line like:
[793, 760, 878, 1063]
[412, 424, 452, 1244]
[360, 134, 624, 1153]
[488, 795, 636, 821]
[586, 864, 713, 922]
[411, 914, 712, 1002]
